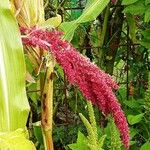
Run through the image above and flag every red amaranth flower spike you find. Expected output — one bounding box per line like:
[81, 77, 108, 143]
[20, 27, 129, 150]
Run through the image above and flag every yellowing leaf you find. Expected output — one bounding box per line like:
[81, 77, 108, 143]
[11, 0, 44, 27]
[40, 14, 62, 29]
[0, 129, 36, 150]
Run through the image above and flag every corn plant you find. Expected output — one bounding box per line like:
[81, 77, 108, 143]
[0, 0, 34, 149]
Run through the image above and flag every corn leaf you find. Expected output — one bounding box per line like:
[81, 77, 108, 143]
[11, 0, 44, 27]
[60, 0, 109, 41]
[40, 14, 62, 28]
[0, 0, 29, 132]
[0, 128, 36, 150]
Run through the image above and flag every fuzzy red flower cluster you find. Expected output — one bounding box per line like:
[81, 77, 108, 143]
[20, 27, 129, 150]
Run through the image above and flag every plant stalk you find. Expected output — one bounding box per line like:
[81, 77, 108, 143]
[98, 5, 110, 66]
[41, 58, 54, 150]
[99, 5, 110, 48]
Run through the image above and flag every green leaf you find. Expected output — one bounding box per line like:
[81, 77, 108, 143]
[126, 14, 137, 43]
[141, 40, 150, 49]
[0, 0, 29, 131]
[123, 100, 140, 108]
[130, 141, 136, 146]
[60, 0, 109, 41]
[122, 0, 139, 5]
[33, 122, 43, 144]
[140, 142, 150, 150]
[145, 0, 150, 5]
[144, 7, 150, 22]
[77, 0, 109, 23]
[123, 1, 145, 15]
[130, 128, 138, 139]
[141, 30, 150, 49]
[142, 30, 150, 39]
[60, 21, 78, 41]
[68, 131, 89, 150]
[127, 114, 144, 125]
[40, 14, 62, 28]
[98, 135, 106, 148]
[0, 128, 36, 150]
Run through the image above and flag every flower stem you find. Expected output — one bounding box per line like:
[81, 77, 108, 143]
[98, 5, 110, 66]
[41, 57, 54, 150]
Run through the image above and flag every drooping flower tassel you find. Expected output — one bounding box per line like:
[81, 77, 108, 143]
[20, 27, 129, 150]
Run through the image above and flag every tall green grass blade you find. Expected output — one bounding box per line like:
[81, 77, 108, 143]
[60, 0, 109, 41]
[0, 0, 29, 132]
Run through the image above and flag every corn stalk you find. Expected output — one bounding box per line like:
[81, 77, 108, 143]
[0, 0, 35, 149]
[11, 0, 60, 149]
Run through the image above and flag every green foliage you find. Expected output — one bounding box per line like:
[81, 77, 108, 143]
[123, 0, 150, 22]
[98, 135, 107, 149]
[68, 131, 89, 150]
[33, 122, 44, 145]
[87, 101, 98, 140]
[140, 142, 150, 150]
[127, 114, 144, 125]
[126, 14, 137, 43]
[109, 119, 122, 150]
[69, 101, 105, 150]
[79, 113, 99, 150]
[144, 6, 150, 22]
[129, 128, 138, 140]
[145, 0, 150, 5]
[0, 0, 29, 132]
[123, 100, 141, 109]
[141, 30, 150, 49]
[122, 0, 139, 5]
[123, 1, 145, 15]
[143, 85, 150, 114]
[60, 0, 109, 41]
[53, 124, 86, 149]
[102, 117, 122, 150]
